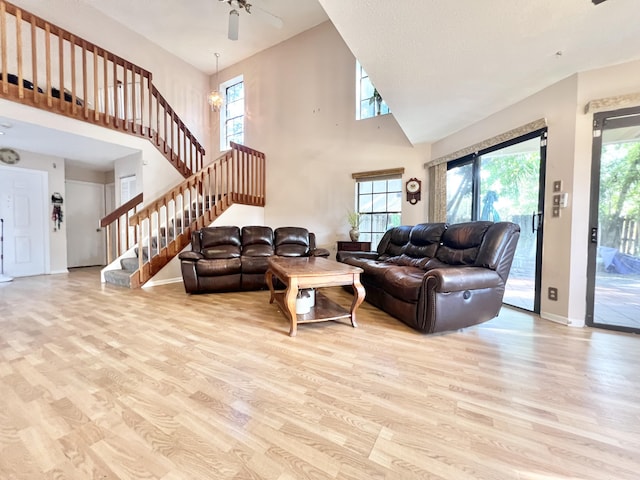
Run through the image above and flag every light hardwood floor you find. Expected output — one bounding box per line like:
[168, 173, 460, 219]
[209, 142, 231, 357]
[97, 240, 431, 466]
[1, 268, 639, 479]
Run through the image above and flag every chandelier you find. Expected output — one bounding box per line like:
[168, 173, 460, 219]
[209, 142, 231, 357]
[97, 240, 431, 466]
[208, 53, 224, 112]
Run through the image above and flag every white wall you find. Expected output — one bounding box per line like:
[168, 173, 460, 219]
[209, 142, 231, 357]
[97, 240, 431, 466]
[212, 22, 429, 257]
[431, 58, 640, 327]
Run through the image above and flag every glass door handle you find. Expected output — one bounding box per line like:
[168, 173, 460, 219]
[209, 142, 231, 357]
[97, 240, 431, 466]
[532, 212, 543, 232]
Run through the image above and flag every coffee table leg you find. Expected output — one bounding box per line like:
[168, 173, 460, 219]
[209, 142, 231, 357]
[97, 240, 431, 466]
[265, 269, 275, 304]
[350, 277, 366, 328]
[285, 279, 299, 337]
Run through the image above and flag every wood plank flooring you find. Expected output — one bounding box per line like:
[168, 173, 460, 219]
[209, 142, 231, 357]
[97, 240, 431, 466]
[1, 267, 639, 479]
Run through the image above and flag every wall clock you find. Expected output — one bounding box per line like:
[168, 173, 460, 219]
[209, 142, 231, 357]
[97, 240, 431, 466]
[0, 148, 20, 165]
[406, 177, 421, 205]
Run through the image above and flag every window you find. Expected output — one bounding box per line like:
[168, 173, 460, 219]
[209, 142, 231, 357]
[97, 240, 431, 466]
[119, 174, 136, 204]
[220, 75, 244, 150]
[355, 174, 402, 248]
[356, 61, 390, 120]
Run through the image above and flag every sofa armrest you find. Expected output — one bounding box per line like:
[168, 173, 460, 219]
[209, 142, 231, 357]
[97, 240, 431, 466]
[425, 266, 502, 292]
[178, 251, 204, 261]
[336, 250, 379, 263]
[311, 248, 330, 257]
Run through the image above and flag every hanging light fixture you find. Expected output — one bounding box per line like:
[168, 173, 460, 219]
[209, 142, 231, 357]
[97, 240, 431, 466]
[208, 53, 224, 112]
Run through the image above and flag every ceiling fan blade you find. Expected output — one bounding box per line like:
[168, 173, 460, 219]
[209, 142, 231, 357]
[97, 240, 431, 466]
[228, 9, 239, 41]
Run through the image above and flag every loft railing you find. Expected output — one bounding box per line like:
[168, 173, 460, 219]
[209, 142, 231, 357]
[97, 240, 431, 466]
[128, 143, 266, 288]
[99, 192, 144, 265]
[0, 0, 204, 176]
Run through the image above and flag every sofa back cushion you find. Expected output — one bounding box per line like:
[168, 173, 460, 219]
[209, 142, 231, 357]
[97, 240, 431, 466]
[241, 226, 274, 257]
[274, 227, 310, 257]
[200, 226, 241, 259]
[435, 221, 493, 266]
[404, 223, 447, 258]
[377, 225, 412, 259]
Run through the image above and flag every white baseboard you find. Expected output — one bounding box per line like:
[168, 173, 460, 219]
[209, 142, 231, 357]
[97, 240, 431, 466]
[540, 312, 569, 325]
[142, 277, 182, 288]
[49, 269, 69, 275]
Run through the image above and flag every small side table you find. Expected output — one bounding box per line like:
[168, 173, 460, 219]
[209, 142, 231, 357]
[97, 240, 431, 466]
[337, 241, 371, 252]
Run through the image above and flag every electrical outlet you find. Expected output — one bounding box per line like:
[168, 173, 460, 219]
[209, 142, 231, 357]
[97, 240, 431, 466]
[548, 287, 558, 301]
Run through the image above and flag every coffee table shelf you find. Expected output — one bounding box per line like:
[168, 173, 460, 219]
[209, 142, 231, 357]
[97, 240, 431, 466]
[265, 257, 365, 336]
[272, 291, 351, 324]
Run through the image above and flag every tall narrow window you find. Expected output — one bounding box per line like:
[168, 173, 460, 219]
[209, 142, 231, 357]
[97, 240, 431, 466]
[220, 75, 244, 150]
[354, 170, 403, 248]
[356, 61, 389, 120]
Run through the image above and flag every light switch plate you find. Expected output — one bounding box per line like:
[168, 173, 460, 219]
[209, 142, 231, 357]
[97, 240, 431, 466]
[553, 180, 562, 192]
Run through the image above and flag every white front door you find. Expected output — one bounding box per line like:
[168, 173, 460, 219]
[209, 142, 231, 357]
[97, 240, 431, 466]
[65, 180, 106, 268]
[0, 165, 48, 277]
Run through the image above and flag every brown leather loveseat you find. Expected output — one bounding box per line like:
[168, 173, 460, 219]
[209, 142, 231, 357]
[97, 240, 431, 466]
[179, 226, 329, 293]
[337, 221, 520, 334]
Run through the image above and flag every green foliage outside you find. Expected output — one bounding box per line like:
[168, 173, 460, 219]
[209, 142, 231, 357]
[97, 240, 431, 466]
[598, 142, 640, 253]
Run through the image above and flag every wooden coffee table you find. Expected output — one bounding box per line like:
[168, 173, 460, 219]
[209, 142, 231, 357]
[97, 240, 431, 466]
[265, 257, 365, 336]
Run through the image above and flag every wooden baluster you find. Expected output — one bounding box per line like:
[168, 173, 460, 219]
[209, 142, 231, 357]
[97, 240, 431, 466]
[103, 51, 109, 124]
[1, 1, 7, 94]
[123, 62, 129, 131]
[58, 28, 64, 111]
[45, 22, 51, 107]
[70, 34, 77, 115]
[113, 60, 119, 127]
[93, 45, 99, 122]
[30, 15, 37, 103]
[16, 8, 23, 99]
[82, 40, 88, 118]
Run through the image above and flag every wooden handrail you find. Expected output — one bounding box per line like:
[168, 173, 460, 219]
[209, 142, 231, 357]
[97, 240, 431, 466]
[99, 193, 144, 265]
[0, 0, 205, 176]
[127, 143, 266, 287]
[100, 193, 143, 228]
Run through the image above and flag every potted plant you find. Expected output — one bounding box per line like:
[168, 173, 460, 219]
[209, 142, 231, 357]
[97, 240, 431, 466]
[347, 211, 361, 241]
[370, 88, 383, 116]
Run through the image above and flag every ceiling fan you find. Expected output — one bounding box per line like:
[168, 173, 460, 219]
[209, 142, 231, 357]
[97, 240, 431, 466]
[219, 0, 283, 41]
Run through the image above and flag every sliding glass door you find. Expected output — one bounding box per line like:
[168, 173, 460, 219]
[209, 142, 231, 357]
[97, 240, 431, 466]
[587, 107, 640, 333]
[446, 129, 546, 312]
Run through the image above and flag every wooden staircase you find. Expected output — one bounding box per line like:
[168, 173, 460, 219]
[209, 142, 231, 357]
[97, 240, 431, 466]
[0, 0, 267, 287]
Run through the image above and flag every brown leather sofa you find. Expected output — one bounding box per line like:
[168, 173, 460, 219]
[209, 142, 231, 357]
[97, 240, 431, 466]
[179, 226, 329, 293]
[337, 221, 520, 334]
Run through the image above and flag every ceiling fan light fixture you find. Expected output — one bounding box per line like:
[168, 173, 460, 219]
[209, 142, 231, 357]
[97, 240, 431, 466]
[228, 9, 239, 41]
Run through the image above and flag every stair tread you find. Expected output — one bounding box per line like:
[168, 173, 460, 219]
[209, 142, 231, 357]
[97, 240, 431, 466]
[104, 269, 132, 288]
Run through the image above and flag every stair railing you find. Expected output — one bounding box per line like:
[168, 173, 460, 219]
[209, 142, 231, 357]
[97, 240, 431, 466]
[0, 0, 204, 176]
[99, 193, 144, 264]
[128, 143, 266, 288]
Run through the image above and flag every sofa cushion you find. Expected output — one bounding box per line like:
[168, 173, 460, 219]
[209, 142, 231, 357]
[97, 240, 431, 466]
[241, 226, 274, 255]
[195, 257, 242, 276]
[241, 256, 270, 274]
[404, 223, 447, 259]
[382, 267, 425, 302]
[435, 221, 492, 266]
[200, 226, 241, 259]
[378, 225, 412, 259]
[274, 227, 310, 257]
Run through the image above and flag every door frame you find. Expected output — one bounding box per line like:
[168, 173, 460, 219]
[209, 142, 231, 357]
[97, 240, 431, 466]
[586, 106, 640, 333]
[446, 127, 547, 313]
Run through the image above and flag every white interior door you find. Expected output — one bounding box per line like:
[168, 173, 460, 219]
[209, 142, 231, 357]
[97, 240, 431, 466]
[0, 165, 48, 277]
[65, 180, 106, 267]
